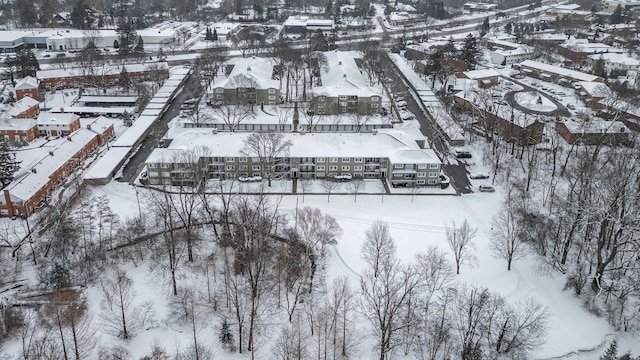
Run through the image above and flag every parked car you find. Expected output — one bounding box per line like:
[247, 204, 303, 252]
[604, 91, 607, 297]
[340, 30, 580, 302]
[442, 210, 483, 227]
[238, 175, 263, 182]
[330, 174, 352, 182]
[567, 104, 575, 110]
[396, 100, 408, 109]
[55, 53, 66, 58]
[470, 173, 489, 179]
[479, 185, 495, 192]
[392, 181, 409, 188]
[454, 150, 472, 159]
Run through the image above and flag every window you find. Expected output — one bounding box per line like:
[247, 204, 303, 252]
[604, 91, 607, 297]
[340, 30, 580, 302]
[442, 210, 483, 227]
[430, 164, 439, 169]
[317, 157, 325, 162]
[252, 157, 260, 162]
[354, 166, 363, 171]
[268, 89, 276, 93]
[316, 165, 325, 171]
[354, 157, 363, 163]
[329, 165, 338, 171]
[341, 166, 350, 171]
[252, 165, 261, 171]
[149, 163, 158, 168]
[394, 164, 403, 169]
[239, 165, 248, 170]
[428, 179, 437, 185]
[341, 158, 350, 163]
[216, 95, 223, 99]
[317, 172, 326, 178]
[239, 157, 247, 162]
[371, 96, 379, 102]
[269, 95, 276, 100]
[417, 172, 426, 177]
[418, 164, 427, 169]
[329, 157, 338, 163]
[269, 101, 275, 105]
[215, 88, 224, 93]
[318, 96, 326, 102]
[253, 173, 261, 177]
[371, 103, 378, 108]
[161, 172, 170, 177]
[226, 165, 235, 171]
[339, 95, 347, 100]
[417, 180, 425, 185]
[429, 172, 438, 177]
[339, 102, 347, 107]
[161, 163, 170, 169]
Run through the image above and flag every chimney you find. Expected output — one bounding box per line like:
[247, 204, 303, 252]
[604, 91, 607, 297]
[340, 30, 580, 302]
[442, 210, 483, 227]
[31, 168, 37, 173]
[87, 124, 91, 130]
[49, 151, 54, 156]
[60, 107, 65, 113]
[67, 136, 72, 141]
[247, 66, 251, 72]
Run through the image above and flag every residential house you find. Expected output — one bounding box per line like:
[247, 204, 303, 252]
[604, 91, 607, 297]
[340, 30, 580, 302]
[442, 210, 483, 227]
[557, 39, 624, 62]
[454, 86, 545, 144]
[37, 112, 81, 137]
[556, 118, 632, 145]
[14, 76, 39, 101]
[588, 53, 640, 77]
[518, 60, 604, 85]
[7, 97, 40, 119]
[211, 57, 279, 106]
[0, 121, 113, 218]
[457, 68, 500, 88]
[576, 81, 611, 108]
[0, 118, 38, 143]
[36, 62, 169, 90]
[310, 51, 383, 115]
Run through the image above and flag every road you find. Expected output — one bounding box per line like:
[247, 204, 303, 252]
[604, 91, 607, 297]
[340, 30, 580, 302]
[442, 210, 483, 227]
[117, 73, 202, 184]
[378, 52, 472, 194]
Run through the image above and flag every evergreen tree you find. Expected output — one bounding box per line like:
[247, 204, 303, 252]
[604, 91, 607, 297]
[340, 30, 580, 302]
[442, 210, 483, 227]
[212, 29, 218, 41]
[592, 56, 607, 78]
[157, 47, 166, 62]
[600, 340, 617, 360]
[4, 49, 40, 83]
[135, 35, 144, 52]
[117, 20, 137, 56]
[481, 16, 490, 36]
[219, 319, 235, 351]
[504, 22, 512, 34]
[39, 0, 57, 27]
[0, 137, 20, 188]
[119, 66, 131, 90]
[15, 0, 38, 28]
[205, 27, 212, 41]
[611, 4, 623, 24]
[461, 33, 480, 69]
[70, 0, 95, 29]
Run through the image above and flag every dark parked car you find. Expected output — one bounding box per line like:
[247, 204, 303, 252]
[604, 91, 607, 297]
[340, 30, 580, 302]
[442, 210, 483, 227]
[455, 151, 472, 159]
[470, 173, 489, 179]
[479, 185, 495, 193]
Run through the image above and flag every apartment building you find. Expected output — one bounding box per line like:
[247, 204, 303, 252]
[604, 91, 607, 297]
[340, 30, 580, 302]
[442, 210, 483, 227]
[211, 57, 280, 106]
[310, 51, 383, 115]
[145, 130, 441, 187]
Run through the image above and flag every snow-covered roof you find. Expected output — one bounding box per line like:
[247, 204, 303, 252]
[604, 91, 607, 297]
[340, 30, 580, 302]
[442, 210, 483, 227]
[313, 51, 380, 97]
[0, 118, 37, 131]
[213, 57, 278, 90]
[37, 62, 168, 80]
[37, 112, 80, 126]
[147, 130, 440, 165]
[7, 128, 98, 201]
[579, 81, 610, 97]
[15, 76, 39, 90]
[80, 116, 114, 135]
[560, 39, 624, 54]
[0, 31, 29, 42]
[77, 95, 138, 104]
[463, 68, 500, 80]
[553, 3, 582, 10]
[561, 118, 628, 134]
[588, 53, 640, 66]
[520, 60, 602, 82]
[7, 97, 39, 117]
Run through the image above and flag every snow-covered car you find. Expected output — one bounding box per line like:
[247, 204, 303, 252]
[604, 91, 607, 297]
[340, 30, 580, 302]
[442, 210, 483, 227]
[395, 100, 408, 109]
[399, 110, 415, 121]
[470, 173, 489, 180]
[330, 174, 352, 182]
[479, 185, 495, 192]
[238, 175, 263, 182]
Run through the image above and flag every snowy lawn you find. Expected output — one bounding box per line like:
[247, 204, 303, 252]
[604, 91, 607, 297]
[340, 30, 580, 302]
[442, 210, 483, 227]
[79, 182, 634, 359]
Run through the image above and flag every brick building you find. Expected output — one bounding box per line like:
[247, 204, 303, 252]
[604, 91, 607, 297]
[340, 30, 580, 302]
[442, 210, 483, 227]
[14, 76, 39, 101]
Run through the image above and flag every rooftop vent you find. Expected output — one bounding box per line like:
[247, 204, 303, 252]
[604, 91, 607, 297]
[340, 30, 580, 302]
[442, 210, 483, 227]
[49, 151, 54, 156]
[31, 168, 37, 173]
[247, 66, 251, 71]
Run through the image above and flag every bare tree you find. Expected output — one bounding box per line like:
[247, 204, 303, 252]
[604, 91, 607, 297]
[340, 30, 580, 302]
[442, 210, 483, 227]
[302, 106, 320, 132]
[320, 179, 338, 203]
[274, 107, 292, 132]
[445, 219, 478, 275]
[241, 132, 293, 187]
[271, 314, 308, 360]
[298, 179, 312, 203]
[348, 178, 365, 202]
[360, 221, 422, 360]
[491, 204, 526, 271]
[211, 104, 254, 131]
[100, 268, 139, 339]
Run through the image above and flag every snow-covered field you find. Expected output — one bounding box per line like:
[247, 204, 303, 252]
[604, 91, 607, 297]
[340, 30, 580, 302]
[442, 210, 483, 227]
[69, 180, 640, 359]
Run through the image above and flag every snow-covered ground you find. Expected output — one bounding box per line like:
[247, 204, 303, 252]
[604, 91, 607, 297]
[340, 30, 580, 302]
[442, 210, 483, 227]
[42, 179, 635, 359]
